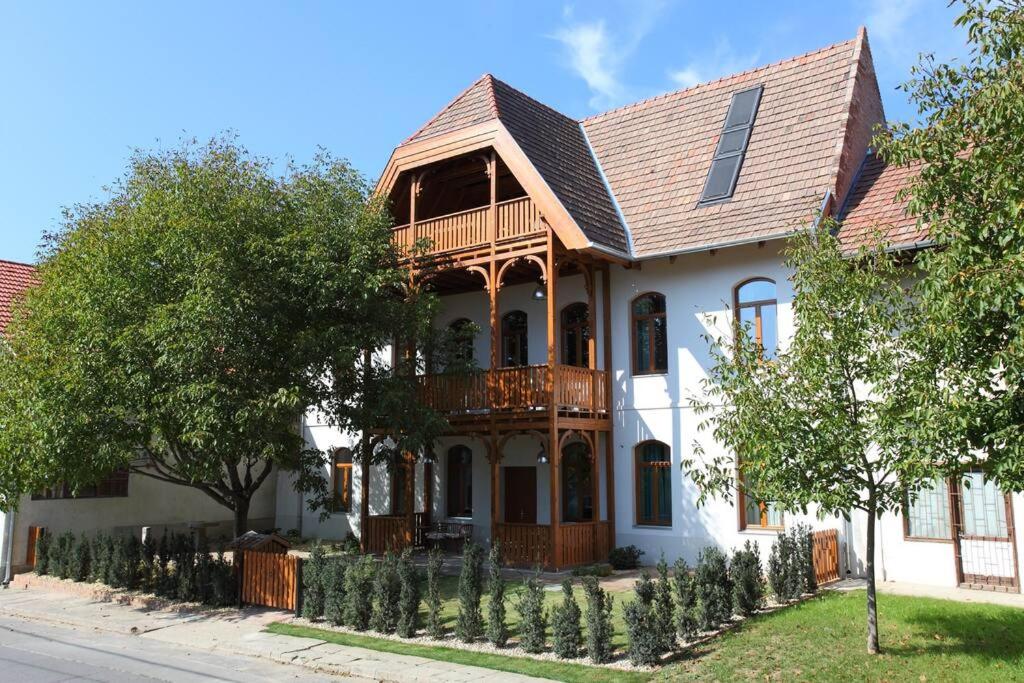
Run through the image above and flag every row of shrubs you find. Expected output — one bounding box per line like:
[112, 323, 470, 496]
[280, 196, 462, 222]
[34, 529, 236, 607]
[302, 524, 817, 667]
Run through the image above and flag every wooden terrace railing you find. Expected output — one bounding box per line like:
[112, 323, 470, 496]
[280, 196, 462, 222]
[496, 523, 552, 566]
[416, 364, 608, 415]
[364, 512, 427, 554]
[393, 196, 542, 255]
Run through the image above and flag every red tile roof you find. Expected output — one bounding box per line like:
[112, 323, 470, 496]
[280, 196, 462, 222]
[836, 152, 928, 251]
[394, 29, 889, 259]
[0, 259, 36, 336]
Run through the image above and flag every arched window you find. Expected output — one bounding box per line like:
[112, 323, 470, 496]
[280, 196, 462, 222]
[561, 442, 593, 522]
[735, 278, 778, 359]
[561, 303, 590, 367]
[447, 318, 475, 367]
[739, 466, 783, 530]
[331, 447, 353, 513]
[446, 445, 473, 518]
[635, 441, 671, 526]
[501, 310, 528, 367]
[631, 293, 667, 374]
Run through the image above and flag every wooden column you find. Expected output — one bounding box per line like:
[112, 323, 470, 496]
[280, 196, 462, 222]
[586, 262, 598, 411]
[404, 454, 415, 547]
[547, 232, 560, 569]
[359, 350, 372, 553]
[409, 173, 418, 246]
[602, 266, 616, 545]
[488, 151, 497, 246]
[423, 460, 433, 528]
[490, 439, 500, 550]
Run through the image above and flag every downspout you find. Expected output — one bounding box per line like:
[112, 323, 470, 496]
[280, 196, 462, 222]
[1, 508, 15, 586]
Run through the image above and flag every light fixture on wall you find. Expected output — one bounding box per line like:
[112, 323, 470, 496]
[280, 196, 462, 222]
[536, 446, 549, 465]
[532, 285, 546, 300]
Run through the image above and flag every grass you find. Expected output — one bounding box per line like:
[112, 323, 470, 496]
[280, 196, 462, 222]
[267, 622, 649, 683]
[657, 589, 1024, 682]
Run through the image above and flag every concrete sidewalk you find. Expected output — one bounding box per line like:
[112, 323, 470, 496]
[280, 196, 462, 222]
[0, 585, 544, 682]
[831, 577, 1024, 608]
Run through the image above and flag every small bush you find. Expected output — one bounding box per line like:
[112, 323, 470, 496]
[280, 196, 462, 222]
[396, 548, 420, 638]
[767, 531, 789, 600]
[730, 540, 765, 616]
[72, 534, 91, 582]
[609, 545, 644, 570]
[339, 533, 361, 555]
[551, 579, 582, 659]
[515, 568, 548, 654]
[623, 572, 661, 666]
[124, 535, 143, 590]
[323, 556, 348, 626]
[654, 554, 676, 652]
[370, 552, 402, 634]
[425, 547, 445, 639]
[141, 533, 158, 590]
[344, 554, 375, 631]
[581, 576, 614, 665]
[34, 532, 51, 575]
[50, 531, 74, 580]
[694, 546, 732, 631]
[789, 523, 816, 594]
[485, 542, 508, 647]
[302, 542, 328, 620]
[155, 530, 172, 596]
[672, 558, 698, 640]
[455, 540, 484, 642]
[209, 549, 236, 607]
[571, 563, 613, 578]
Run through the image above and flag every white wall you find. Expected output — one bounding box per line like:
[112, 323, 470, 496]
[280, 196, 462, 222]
[8, 471, 277, 569]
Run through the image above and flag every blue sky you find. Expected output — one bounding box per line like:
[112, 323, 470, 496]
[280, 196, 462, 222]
[1, 1, 967, 264]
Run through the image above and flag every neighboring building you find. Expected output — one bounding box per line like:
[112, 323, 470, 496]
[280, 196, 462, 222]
[0, 259, 277, 578]
[279, 28, 1023, 593]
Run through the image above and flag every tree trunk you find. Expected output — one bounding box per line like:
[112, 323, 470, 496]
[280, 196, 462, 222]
[865, 501, 880, 654]
[233, 497, 251, 539]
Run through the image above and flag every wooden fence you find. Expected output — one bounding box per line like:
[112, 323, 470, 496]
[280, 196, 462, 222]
[240, 550, 300, 611]
[812, 529, 840, 585]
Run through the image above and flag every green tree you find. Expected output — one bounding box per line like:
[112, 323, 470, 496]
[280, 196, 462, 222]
[876, 1, 1024, 491]
[685, 230, 942, 654]
[0, 137, 440, 535]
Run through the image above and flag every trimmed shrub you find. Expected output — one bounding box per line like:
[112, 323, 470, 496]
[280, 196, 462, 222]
[155, 530, 172, 596]
[141, 532, 158, 591]
[730, 540, 765, 616]
[515, 568, 548, 654]
[455, 540, 484, 642]
[571, 563, 613, 578]
[89, 533, 107, 584]
[425, 547, 445, 639]
[339, 533, 361, 555]
[124, 534, 143, 590]
[108, 535, 128, 588]
[101, 534, 117, 586]
[344, 554, 375, 631]
[767, 531, 789, 600]
[323, 557, 348, 626]
[790, 523, 817, 593]
[485, 542, 508, 647]
[582, 576, 614, 665]
[371, 551, 402, 634]
[396, 548, 420, 638]
[694, 546, 732, 631]
[50, 531, 74, 579]
[623, 572, 661, 666]
[551, 579, 582, 659]
[72, 534, 91, 582]
[608, 545, 644, 570]
[654, 554, 676, 652]
[34, 532, 51, 575]
[302, 542, 328, 620]
[672, 558, 698, 640]
[209, 549, 236, 607]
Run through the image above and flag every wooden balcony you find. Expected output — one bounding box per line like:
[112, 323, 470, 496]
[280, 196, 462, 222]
[416, 364, 608, 416]
[393, 196, 544, 258]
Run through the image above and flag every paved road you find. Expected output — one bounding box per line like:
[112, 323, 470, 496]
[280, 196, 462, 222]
[0, 614, 343, 682]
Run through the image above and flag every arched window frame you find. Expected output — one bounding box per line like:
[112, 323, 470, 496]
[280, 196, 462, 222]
[560, 302, 590, 368]
[634, 441, 672, 526]
[631, 292, 668, 375]
[447, 317, 476, 368]
[501, 310, 528, 367]
[734, 277, 778, 359]
[331, 447, 353, 513]
[446, 445, 473, 518]
[561, 441, 594, 522]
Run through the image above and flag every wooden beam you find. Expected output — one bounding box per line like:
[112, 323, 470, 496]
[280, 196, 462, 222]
[547, 231, 561, 569]
[602, 266, 616, 545]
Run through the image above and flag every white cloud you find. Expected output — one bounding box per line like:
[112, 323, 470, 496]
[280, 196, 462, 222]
[668, 39, 760, 89]
[867, 0, 923, 56]
[551, 0, 667, 109]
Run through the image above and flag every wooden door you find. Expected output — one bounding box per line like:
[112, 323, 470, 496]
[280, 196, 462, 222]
[504, 467, 537, 524]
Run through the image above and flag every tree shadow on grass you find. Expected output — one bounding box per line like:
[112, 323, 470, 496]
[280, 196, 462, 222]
[887, 601, 1024, 664]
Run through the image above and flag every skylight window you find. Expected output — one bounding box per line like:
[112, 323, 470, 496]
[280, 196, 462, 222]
[699, 85, 763, 204]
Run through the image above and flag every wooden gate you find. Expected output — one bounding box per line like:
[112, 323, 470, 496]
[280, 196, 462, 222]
[812, 529, 840, 585]
[240, 550, 300, 611]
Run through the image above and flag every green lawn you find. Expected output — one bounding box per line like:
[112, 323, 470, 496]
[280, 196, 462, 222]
[657, 590, 1024, 682]
[268, 622, 649, 683]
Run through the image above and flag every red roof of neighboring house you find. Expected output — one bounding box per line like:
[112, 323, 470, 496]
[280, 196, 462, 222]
[0, 259, 36, 336]
[836, 151, 928, 251]
[393, 28, 889, 259]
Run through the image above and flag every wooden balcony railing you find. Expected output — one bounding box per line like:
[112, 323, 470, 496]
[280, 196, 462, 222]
[393, 196, 542, 256]
[416, 364, 608, 414]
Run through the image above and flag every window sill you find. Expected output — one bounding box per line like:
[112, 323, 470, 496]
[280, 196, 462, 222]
[632, 372, 669, 378]
[632, 523, 673, 530]
[738, 526, 783, 535]
[903, 535, 953, 544]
